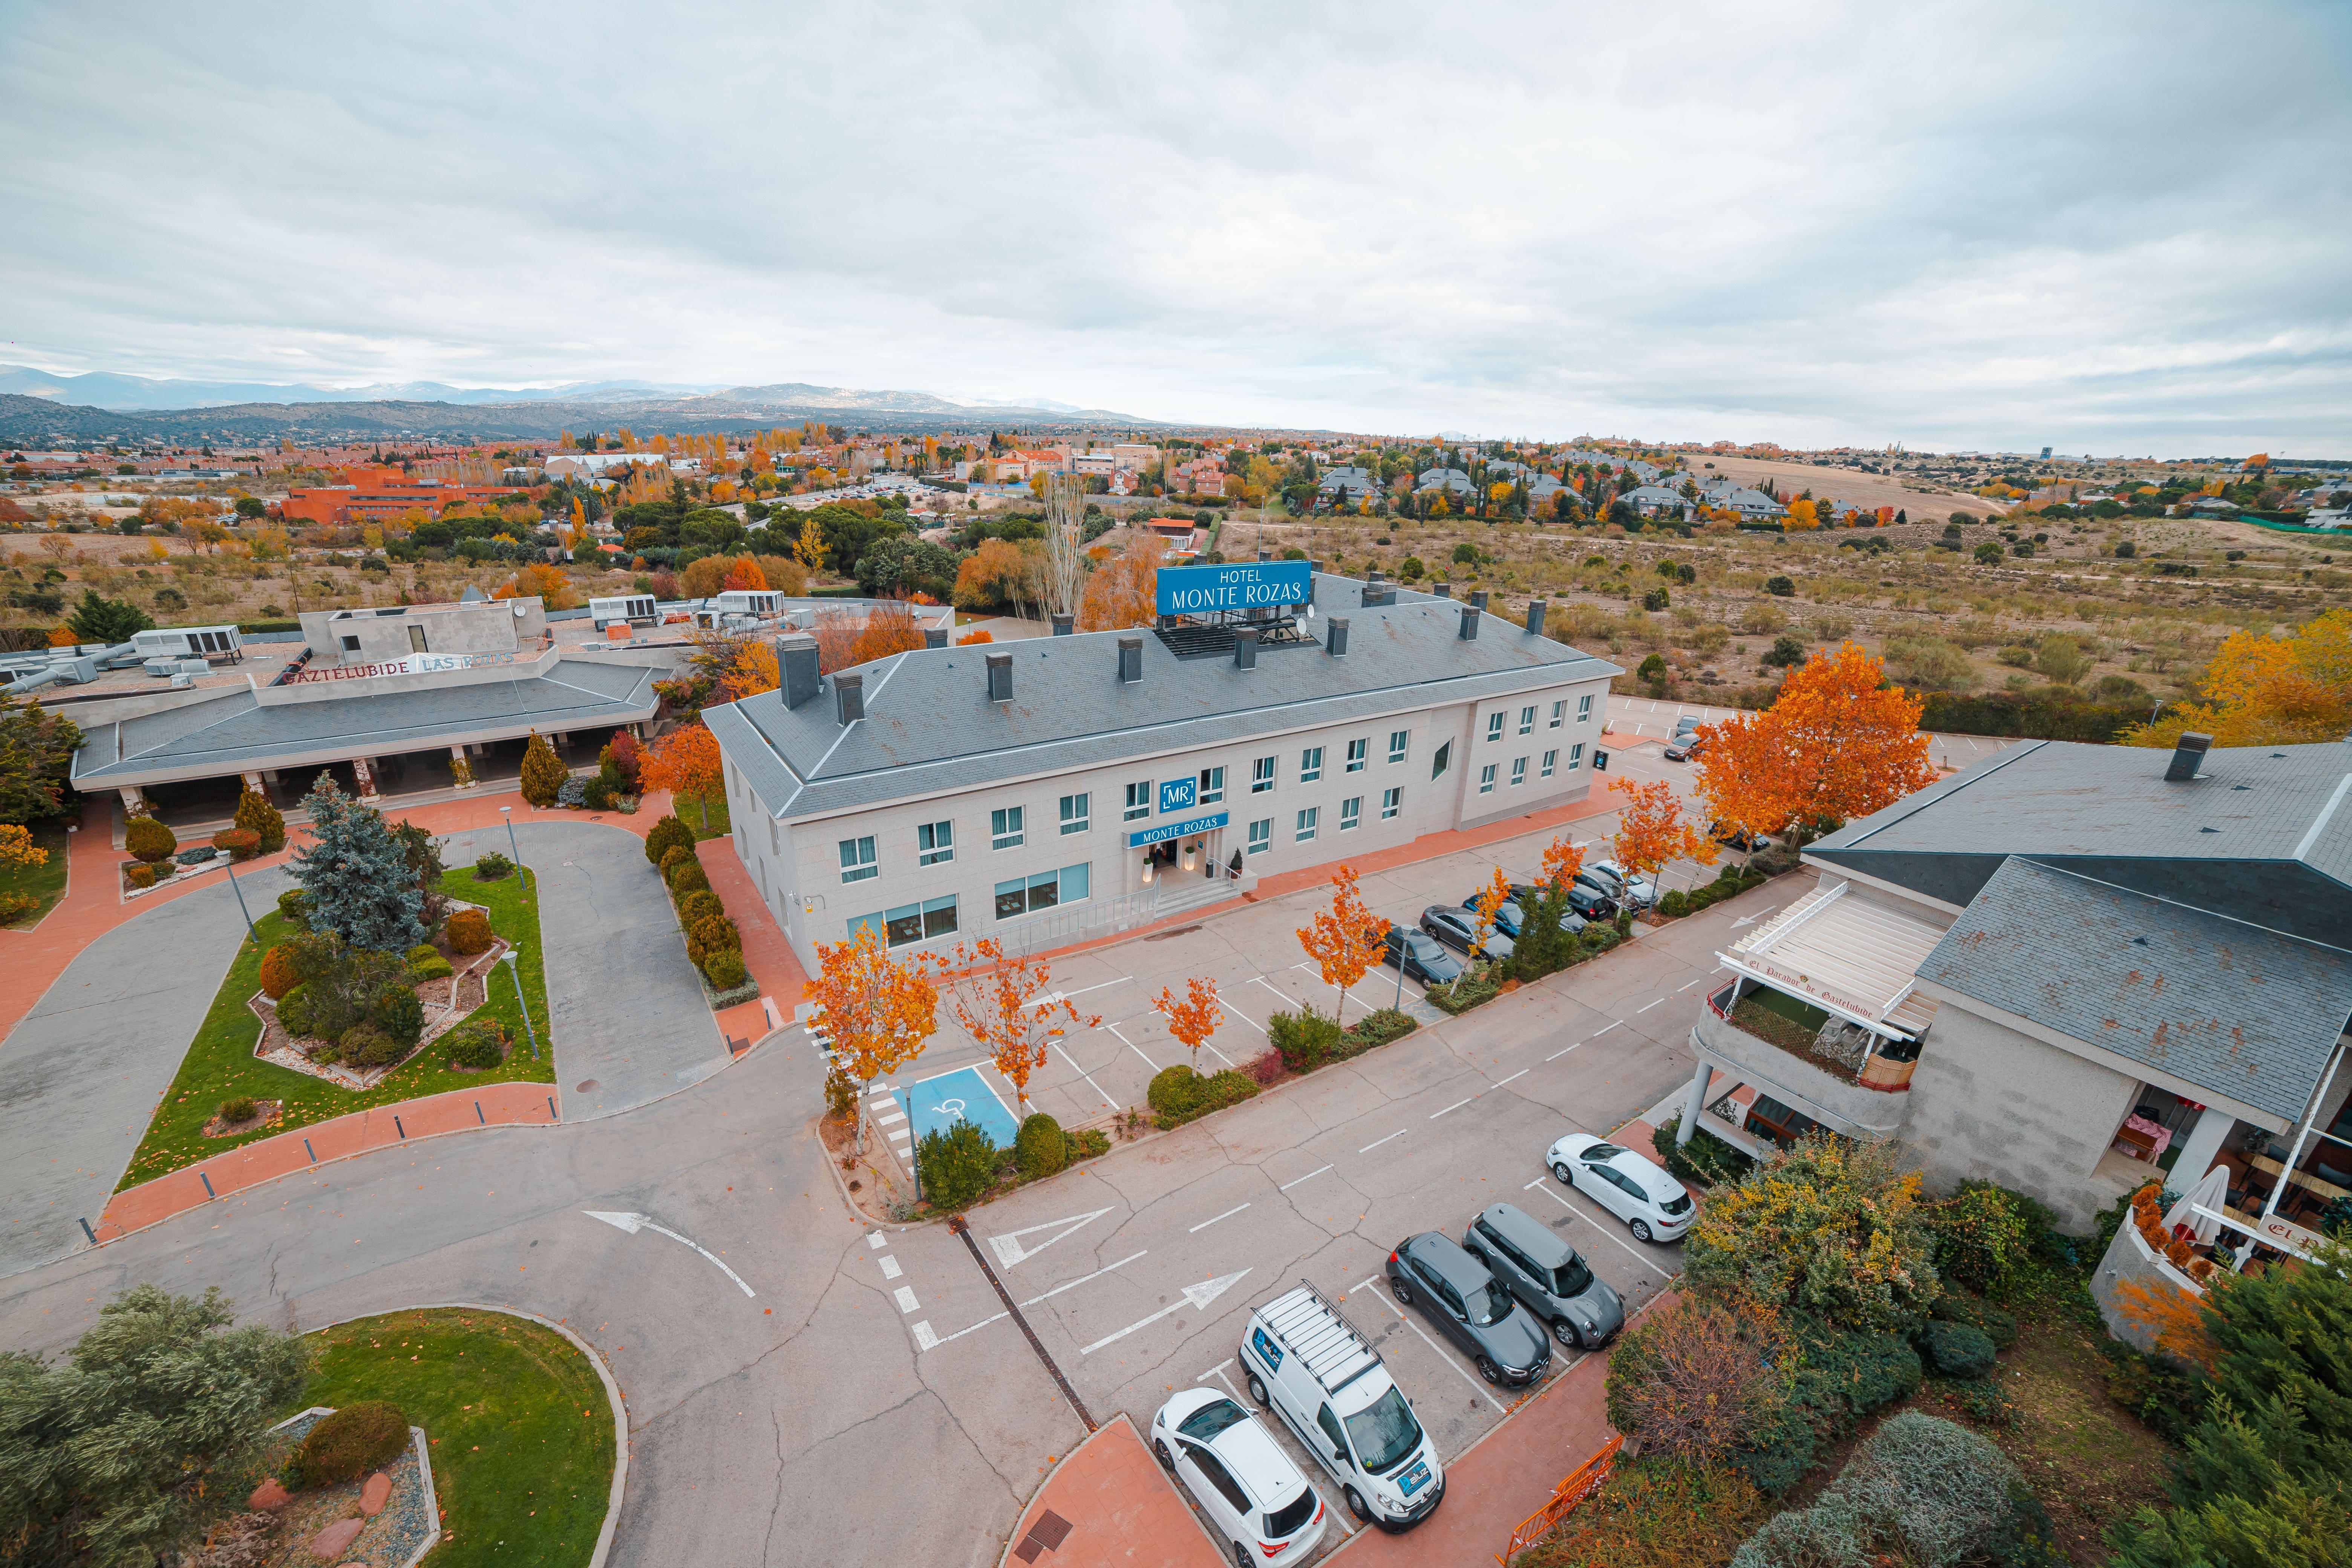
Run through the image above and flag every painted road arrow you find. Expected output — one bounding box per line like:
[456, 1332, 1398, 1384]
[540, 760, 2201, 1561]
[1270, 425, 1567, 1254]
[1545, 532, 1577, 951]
[1080, 1269, 1251, 1355]
[988, 1206, 1116, 1268]
[582, 1210, 757, 1298]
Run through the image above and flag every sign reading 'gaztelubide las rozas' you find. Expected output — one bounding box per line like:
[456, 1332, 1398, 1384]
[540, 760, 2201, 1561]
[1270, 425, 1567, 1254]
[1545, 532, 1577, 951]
[1155, 561, 1313, 617]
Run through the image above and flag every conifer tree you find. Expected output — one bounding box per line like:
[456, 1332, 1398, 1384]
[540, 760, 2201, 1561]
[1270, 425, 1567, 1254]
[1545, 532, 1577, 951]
[519, 730, 565, 808]
[288, 773, 425, 952]
[233, 787, 286, 854]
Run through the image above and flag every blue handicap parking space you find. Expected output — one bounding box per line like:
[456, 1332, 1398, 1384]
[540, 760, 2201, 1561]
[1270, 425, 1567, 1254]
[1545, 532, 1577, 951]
[903, 1066, 1022, 1150]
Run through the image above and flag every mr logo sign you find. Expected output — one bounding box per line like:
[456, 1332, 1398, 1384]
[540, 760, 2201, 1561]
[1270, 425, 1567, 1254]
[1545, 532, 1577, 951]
[1159, 777, 1196, 815]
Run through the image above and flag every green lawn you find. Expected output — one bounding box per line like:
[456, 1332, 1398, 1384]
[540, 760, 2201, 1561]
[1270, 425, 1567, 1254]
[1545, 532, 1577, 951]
[0, 821, 70, 927]
[118, 862, 554, 1190]
[675, 790, 731, 841]
[289, 1308, 614, 1568]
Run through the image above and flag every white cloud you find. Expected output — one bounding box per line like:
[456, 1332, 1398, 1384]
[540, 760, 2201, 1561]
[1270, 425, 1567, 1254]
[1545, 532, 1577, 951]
[1, 0, 2346, 452]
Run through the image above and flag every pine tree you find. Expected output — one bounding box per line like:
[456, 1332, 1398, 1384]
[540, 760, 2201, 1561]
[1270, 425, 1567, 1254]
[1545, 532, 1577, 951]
[233, 788, 286, 854]
[519, 730, 565, 808]
[289, 773, 425, 952]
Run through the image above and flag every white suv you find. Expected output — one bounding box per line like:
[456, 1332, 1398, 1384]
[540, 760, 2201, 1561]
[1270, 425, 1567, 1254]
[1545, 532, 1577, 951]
[1150, 1389, 1327, 1564]
[1548, 1132, 1695, 1243]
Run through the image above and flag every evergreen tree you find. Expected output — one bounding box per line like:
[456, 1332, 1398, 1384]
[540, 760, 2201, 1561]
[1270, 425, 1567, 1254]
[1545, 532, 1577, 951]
[0, 1284, 310, 1567]
[519, 730, 565, 808]
[232, 788, 285, 854]
[288, 773, 425, 952]
[0, 694, 84, 826]
[64, 589, 154, 645]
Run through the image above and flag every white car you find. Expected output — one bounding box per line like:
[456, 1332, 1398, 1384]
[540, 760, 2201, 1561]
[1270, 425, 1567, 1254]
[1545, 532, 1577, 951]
[1151, 1388, 1328, 1564]
[1548, 1133, 1695, 1243]
[1582, 859, 1657, 910]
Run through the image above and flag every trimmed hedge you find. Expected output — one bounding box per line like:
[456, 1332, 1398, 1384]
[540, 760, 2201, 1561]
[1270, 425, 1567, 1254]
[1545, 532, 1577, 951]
[123, 862, 156, 890]
[1268, 1006, 1343, 1072]
[287, 1400, 410, 1491]
[125, 815, 177, 864]
[915, 1118, 998, 1211]
[1146, 1064, 1259, 1127]
[666, 859, 710, 897]
[445, 908, 493, 954]
[1920, 1320, 1998, 1380]
[701, 948, 747, 989]
[339, 1023, 404, 1069]
[1016, 1112, 1068, 1181]
[276, 888, 311, 928]
[258, 945, 304, 1000]
[211, 827, 260, 862]
[644, 815, 694, 866]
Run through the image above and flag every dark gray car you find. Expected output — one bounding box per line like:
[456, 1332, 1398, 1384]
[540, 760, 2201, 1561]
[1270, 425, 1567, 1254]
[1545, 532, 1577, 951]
[1461, 1202, 1624, 1349]
[1383, 1233, 1551, 1386]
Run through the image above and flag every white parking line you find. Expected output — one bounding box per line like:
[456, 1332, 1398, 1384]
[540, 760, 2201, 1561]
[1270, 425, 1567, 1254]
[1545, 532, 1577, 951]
[1492, 1069, 1529, 1089]
[1190, 1204, 1251, 1233]
[1352, 1276, 1507, 1414]
[1218, 1001, 1268, 1034]
[1050, 1040, 1116, 1109]
[1359, 1129, 1406, 1153]
[912, 1320, 940, 1350]
[1677, 977, 1705, 991]
[1106, 1020, 1159, 1073]
[1635, 998, 1664, 1013]
[1279, 1164, 1333, 1191]
[1195, 1358, 1246, 1401]
[1429, 1097, 1475, 1119]
[1544, 1043, 1582, 1062]
[867, 1231, 887, 1250]
[1590, 1021, 1621, 1037]
[1527, 1178, 1671, 1274]
[1064, 976, 1135, 998]
[932, 1311, 1008, 1346]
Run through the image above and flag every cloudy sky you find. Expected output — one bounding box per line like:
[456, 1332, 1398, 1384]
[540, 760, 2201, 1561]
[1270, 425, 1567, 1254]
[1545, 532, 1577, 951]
[3, 1, 2346, 453]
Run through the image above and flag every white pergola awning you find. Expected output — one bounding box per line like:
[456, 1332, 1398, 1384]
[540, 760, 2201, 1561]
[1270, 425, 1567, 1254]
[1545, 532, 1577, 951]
[1718, 880, 1950, 1041]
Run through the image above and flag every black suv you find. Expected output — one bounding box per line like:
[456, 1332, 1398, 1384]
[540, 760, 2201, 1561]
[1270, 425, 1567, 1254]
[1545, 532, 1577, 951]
[1384, 1233, 1551, 1386]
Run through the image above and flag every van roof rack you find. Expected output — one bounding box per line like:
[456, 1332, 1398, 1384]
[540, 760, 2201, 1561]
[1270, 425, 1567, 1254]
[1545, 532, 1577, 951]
[1259, 1281, 1382, 1397]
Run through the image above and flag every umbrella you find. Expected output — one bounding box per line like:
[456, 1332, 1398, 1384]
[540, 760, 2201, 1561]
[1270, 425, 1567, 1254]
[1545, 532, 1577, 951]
[2164, 1162, 2232, 1248]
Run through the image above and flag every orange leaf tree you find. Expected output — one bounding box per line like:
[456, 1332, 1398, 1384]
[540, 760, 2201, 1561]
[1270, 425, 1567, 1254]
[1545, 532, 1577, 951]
[924, 939, 1099, 1117]
[640, 721, 725, 827]
[849, 599, 926, 666]
[1076, 531, 1165, 631]
[1691, 709, 1802, 861]
[1767, 641, 1937, 836]
[1608, 776, 1718, 894]
[1296, 865, 1387, 1023]
[718, 640, 779, 704]
[722, 554, 768, 593]
[1152, 977, 1222, 1074]
[1469, 866, 1513, 957]
[1539, 833, 1586, 892]
[809, 923, 939, 1152]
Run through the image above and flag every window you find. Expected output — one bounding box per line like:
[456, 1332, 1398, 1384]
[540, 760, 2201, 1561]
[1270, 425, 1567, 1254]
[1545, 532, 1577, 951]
[1550, 700, 1565, 729]
[1510, 757, 1528, 786]
[838, 836, 877, 883]
[1577, 694, 1594, 723]
[1345, 738, 1368, 773]
[994, 863, 1089, 921]
[1247, 818, 1271, 854]
[1479, 764, 1498, 794]
[408, 625, 427, 653]
[1124, 781, 1152, 821]
[1431, 740, 1451, 780]
[1296, 807, 1318, 842]
[1187, 1448, 1252, 1514]
[1381, 786, 1401, 820]
[1198, 766, 1225, 805]
[849, 895, 956, 951]
[1519, 705, 1536, 735]
[1300, 747, 1323, 783]
[991, 806, 1024, 849]
[1568, 742, 1586, 769]
[1340, 796, 1361, 831]
[1486, 712, 1505, 743]
[917, 821, 953, 866]
[1058, 793, 1088, 834]
[1251, 756, 1276, 794]
[1541, 749, 1557, 778]
[340, 634, 360, 652]
[1388, 729, 1409, 764]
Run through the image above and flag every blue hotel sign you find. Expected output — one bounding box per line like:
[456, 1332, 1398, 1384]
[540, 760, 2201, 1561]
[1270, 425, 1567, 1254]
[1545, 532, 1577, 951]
[1156, 561, 1312, 617]
[1130, 812, 1227, 848]
[1159, 777, 1196, 814]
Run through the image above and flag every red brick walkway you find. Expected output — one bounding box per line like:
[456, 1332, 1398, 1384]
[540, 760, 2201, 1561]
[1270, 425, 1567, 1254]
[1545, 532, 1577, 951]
[997, 1416, 1224, 1568]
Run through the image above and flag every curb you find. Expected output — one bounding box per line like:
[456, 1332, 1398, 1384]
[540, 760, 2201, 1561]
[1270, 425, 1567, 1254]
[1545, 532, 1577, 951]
[992, 1413, 1227, 1568]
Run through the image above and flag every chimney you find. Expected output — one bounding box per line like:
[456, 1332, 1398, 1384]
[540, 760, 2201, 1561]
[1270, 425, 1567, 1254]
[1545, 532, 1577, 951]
[1233, 626, 1259, 670]
[1360, 581, 1392, 608]
[1050, 612, 1073, 636]
[778, 633, 821, 710]
[986, 652, 1013, 703]
[1117, 635, 1142, 683]
[835, 672, 864, 726]
[1525, 599, 1547, 638]
[923, 625, 948, 649]
[1470, 588, 1490, 611]
[1256, 545, 1270, 562]
[1458, 605, 1480, 640]
[2165, 732, 2213, 782]
[1325, 617, 1349, 657]
[1366, 568, 1384, 585]
[1433, 582, 1453, 599]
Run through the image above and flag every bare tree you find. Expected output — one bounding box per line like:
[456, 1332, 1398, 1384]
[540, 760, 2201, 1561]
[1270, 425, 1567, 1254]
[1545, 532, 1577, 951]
[1043, 474, 1087, 619]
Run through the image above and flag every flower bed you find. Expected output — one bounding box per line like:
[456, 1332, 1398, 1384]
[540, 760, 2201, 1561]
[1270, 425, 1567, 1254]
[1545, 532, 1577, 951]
[244, 914, 509, 1089]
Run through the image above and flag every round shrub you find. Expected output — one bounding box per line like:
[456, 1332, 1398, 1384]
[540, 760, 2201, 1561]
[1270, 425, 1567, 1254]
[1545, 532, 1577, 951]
[678, 890, 725, 929]
[701, 948, 748, 989]
[444, 908, 493, 954]
[1148, 1064, 1204, 1119]
[582, 774, 617, 811]
[1930, 1292, 2018, 1351]
[1015, 1113, 1067, 1181]
[257, 945, 305, 1000]
[410, 952, 453, 981]
[287, 1401, 409, 1491]
[276, 888, 311, 929]
[1267, 1007, 1341, 1073]
[666, 860, 710, 897]
[338, 1023, 404, 1069]
[211, 827, 260, 862]
[915, 1118, 999, 1211]
[368, 984, 424, 1047]
[124, 815, 177, 864]
[1657, 889, 1690, 918]
[122, 862, 156, 890]
[660, 844, 695, 872]
[471, 851, 513, 881]
[645, 814, 694, 866]
[219, 1096, 256, 1124]
[444, 1025, 504, 1070]
[1921, 1320, 1997, 1380]
[234, 788, 287, 854]
[275, 983, 315, 1038]
[0, 892, 34, 923]
[692, 914, 740, 952]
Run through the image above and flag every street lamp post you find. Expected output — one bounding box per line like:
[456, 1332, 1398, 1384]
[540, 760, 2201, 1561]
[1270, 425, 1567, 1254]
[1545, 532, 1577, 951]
[222, 854, 257, 942]
[499, 805, 527, 890]
[501, 949, 539, 1059]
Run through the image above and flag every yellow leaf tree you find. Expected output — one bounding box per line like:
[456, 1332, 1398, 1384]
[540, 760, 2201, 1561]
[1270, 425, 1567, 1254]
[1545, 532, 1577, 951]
[924, 939, 1099, 1116]
[0, 823, 47, 869]
[2122, 609, 2352, 749]
[810, 923, 938, 1151]
[1152, 977, 1222, 1075]
[1296, 865, 1387, 1023]
[1469, 866, 1512, 957]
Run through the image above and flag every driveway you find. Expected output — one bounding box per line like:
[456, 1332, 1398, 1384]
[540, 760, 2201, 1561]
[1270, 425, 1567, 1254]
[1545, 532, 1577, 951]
[0, 862, 293, 1278]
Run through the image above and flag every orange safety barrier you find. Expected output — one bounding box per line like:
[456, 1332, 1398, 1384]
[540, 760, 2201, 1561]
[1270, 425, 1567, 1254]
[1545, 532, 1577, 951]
[1495, 1433, 1624, 1565]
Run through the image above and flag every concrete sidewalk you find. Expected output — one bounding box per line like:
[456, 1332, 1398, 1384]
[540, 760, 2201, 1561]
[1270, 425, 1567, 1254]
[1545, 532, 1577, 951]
[998, 1415, 1225, 1568]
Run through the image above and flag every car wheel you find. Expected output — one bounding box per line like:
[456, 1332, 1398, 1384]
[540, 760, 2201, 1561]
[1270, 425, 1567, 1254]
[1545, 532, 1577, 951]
[1552, 1161, 1574, 1187]
[1475, 1354, 1502, 1385]
[1345, 1486, 1372, 1523]
[1246, 1372, 1269, 1407]
[1154, 1439, 1176, 1473]
[1631, 1218, 1654, 1243]
[1390, 1276, 1414, 1306]
[1552, 1317, 1582, 1349]
[1232, 1544, 1252, 1568]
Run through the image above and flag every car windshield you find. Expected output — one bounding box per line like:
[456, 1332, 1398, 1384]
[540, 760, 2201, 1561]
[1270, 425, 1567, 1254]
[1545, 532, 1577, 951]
[1553, 1255, 1594, 1297]
[1178, 1398, 1250, 1442]
[1469, 1277, 1516, 1326]
[1582, 1143, 1627, 1162]
[1265, 1488, 1317, 1538]
[1342, 1386, 1424, 1475]
[1487, 903, 1524, 935]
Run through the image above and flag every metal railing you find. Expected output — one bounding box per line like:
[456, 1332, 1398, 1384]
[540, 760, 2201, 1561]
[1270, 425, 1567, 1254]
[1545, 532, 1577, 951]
[992, 888, 1162, 956]
[1497, 1434, 1623, 1564]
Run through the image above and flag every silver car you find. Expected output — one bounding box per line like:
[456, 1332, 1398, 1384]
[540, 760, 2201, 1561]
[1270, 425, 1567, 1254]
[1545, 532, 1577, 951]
[1461, 1202, 1623, 1349]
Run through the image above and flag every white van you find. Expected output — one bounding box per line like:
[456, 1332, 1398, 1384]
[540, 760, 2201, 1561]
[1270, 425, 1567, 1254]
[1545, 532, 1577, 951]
[1237, 1282, 1444, 1532]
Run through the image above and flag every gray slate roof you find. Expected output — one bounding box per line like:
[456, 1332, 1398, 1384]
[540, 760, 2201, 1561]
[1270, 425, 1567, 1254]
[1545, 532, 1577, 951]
[706, 573, 1619, 824]
[1919, 858, 2351, 1122]
[71, 659, 658, 787]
